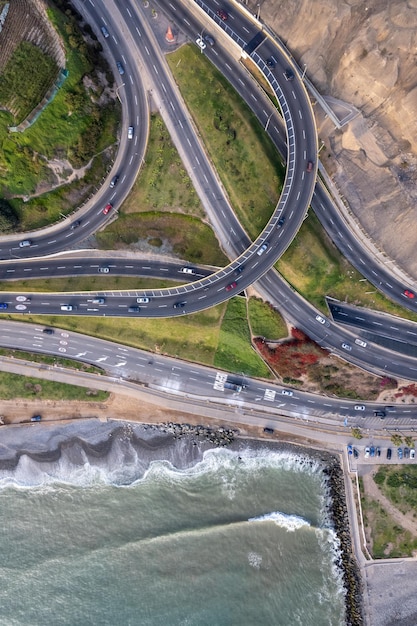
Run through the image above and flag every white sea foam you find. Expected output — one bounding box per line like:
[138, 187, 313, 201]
[248, 511, 311, 532]
[247, 551, 262, 569]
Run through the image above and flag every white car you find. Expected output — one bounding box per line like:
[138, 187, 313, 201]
[180, 267, 195, 275]
[354, 405, 366, 411]
[410, 449, 416, 459]
[364, 447, 370, 458]
[355, 338, 367, 348]
[341, 342, 352, 351]
[196, 37, 206, 50]
[257, 242, 269, 256]
[315, 314, 326, 325]
[128, 126, 134, 139]
[281, 389, 294, 396]
[136, 297, 150, 304]
[98, 267, 110, 273]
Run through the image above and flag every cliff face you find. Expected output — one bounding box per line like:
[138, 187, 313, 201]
[247, 0, 417, 278]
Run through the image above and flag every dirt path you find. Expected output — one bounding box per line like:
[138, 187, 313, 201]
[362, 471, 417, 535]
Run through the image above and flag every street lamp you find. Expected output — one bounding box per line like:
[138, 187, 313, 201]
[115, 83, 125, 103]
[301, 64, 307, 80]
[256, 3, 261, 20]
[265, 111, 273, 132]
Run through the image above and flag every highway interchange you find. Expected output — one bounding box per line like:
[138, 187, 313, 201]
[2, 0, 417, 423]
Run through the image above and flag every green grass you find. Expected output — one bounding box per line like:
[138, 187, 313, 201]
[374, 465, 417, 514]
[96, 212, 228, 266]
[214, 298, 272, 378]
[0, 347, 104, 374]
[0, 371, 108, 402]
[0, 276, 181, 293]
[167, 45, 284, 240]
[276, 212, 417, 321]
[248, 297, 287, 339]
[360, 495, 417, 558]
[122, 113, 204, 217]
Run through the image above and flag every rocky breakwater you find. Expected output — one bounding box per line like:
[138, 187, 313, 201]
[324, 459, 363, 626]
[158, 422, 236, 446]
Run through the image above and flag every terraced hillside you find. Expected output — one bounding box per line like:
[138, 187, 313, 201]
[0, 0, 65, 121]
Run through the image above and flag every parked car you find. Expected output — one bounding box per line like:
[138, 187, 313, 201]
[398, 447, 403, 459]
[410, 449, 416, 459]
[404, 447, 410, 459]
[353, 448, 359, 459]
[365, 447, 370, 458]
[376, 447, 381, 457]
[387, 448, 392, 460]
[370, 446, 375, 457]
[347, 444, 353, 456]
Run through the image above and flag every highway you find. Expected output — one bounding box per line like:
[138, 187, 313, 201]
[1, 0, 417, 390]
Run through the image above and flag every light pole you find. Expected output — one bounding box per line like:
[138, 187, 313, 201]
[265, 111, 273, 132]
[301, 64, 307, 80]
[115, 83, 125, 103]
[256, 3, 261, 20]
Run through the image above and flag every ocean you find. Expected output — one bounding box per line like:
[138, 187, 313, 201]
[0, 425, 346, 626]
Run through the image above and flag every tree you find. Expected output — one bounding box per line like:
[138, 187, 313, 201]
[351, 427, 362, 440]
[391, 434, 403, 446]
[404, 436, 414, 448]
[0, 199, 19, 232]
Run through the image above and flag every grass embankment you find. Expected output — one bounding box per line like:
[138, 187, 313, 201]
[0, 371, 108, 402]
[248, 298, 288, 339]
[167, 46, 284, 240]
[359, 474, 417, 558]
[0, 3, 119, 229]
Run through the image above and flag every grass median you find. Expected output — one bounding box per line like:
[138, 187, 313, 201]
[0, 371, 108, 402]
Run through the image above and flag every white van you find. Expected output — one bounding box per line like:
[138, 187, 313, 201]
[60, 305, 73, 311]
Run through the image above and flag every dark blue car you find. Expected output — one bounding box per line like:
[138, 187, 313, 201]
[370, 446, 375, 457]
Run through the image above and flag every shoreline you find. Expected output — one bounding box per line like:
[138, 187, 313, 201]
[0, 417, 364, 625]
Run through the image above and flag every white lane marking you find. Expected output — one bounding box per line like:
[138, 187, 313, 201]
[264, 389, 276, 401]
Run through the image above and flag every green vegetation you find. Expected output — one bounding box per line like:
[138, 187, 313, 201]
[167, 45, 284, 239]
[276, 212, 417, 321]
[351, 427, 363, 440]
[0, 371, 108, 402]
[248, 297, 287, 339]
[0, 41, 58, 122]
[391, 434, 403, 446]
[0, 3, 119, 229]
[96, 212, 228, 266]
[214, 298, 271, 377]
[122, 114, 203, 217]
[360, 493, 417, 558]
[0, 276, 180, 293]
[0, 347, 103, 374]
[373, 465, 417, 515]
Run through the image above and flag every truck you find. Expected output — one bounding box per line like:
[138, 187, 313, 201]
[224, 380, 243, 393]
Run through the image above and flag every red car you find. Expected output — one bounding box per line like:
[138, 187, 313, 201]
[403, 289, 415, 299]
[217, 9, 228, 20]
[103, 203, 113, 215]
[225, 282, 237, 292]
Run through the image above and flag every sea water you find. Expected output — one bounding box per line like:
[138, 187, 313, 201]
[0, 437, 345, 626]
